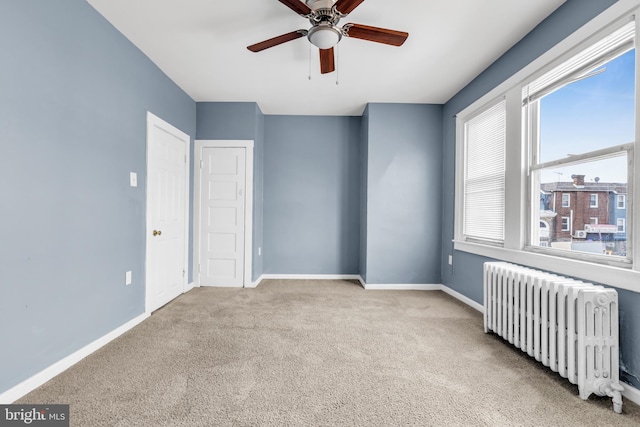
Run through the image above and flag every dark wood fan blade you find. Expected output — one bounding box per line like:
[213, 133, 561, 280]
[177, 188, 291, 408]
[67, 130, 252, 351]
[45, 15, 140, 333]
[335, 0, 365, 15]
[247, 31, 306, 52]
[319, 48, 335, 74]
[278, 0, 312, 16]
[344, 23, 408, 46]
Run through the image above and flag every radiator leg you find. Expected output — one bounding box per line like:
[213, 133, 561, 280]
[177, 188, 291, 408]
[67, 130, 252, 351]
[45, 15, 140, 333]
[610, 384, 624, 414]
[613, 391, 623, 414]
[597, 381, 624, 414]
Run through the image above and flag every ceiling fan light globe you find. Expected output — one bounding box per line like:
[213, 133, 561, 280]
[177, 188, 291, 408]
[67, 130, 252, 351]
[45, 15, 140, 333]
[308, 26, 341, 49]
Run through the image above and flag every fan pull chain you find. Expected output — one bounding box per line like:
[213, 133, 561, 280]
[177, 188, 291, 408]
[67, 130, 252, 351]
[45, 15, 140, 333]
[308, 43, 312, 80]
[335, 43, 340, 85]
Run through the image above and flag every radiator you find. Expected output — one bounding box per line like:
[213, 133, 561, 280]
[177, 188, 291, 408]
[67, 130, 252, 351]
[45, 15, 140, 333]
[483, 261, 624, 413]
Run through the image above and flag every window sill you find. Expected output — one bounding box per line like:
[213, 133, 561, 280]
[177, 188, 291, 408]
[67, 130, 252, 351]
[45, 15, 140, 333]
[453, 240, 639, 293]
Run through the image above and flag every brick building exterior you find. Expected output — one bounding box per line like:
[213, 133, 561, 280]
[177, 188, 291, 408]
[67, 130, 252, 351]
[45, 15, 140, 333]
[540, 175, 626, 247]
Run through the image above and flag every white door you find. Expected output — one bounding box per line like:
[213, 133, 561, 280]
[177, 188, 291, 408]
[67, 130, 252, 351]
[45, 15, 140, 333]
[146, 113, 189, 312]
[199, 147, 246, 286]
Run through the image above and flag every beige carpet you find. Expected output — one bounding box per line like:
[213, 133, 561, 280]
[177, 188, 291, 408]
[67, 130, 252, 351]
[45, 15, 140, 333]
[18, 279, 640, 426]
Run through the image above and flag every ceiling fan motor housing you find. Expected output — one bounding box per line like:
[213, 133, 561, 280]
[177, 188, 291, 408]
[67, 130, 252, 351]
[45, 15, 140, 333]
[306, 0, 340, 25]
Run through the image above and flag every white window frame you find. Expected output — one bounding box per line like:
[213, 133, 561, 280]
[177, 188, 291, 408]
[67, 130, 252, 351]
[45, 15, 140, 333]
[618, 194, 627, 209]
[454, 0, 640, 293]
[590, 217, 599, 225]
[618, 218, 627, 232]
[561, 217, 570, 231]
[590, 194, 599, 208]
[562, 193, 571, 208]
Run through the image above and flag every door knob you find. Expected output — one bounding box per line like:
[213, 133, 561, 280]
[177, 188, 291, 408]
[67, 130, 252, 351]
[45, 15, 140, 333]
[153, 230, 162, 236]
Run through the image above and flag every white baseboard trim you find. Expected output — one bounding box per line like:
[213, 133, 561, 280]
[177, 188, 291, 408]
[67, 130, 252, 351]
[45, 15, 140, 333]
[252, 274, 362, 288]
[358, 282, 484, 312]
[440, 285, 484, 313]
[0, 312, 149, 404]
[184, 282, 195, 293]
[623, 382, 640, 407]
[260, 274, 362, 280]
[362, 283, 441, 291]
[246, 277, 261, 288]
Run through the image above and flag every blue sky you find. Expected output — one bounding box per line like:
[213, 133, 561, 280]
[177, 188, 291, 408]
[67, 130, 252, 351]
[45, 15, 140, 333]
[538, 49, 635, 183]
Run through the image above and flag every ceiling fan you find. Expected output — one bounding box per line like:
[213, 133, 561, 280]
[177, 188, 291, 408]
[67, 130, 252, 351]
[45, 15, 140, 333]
[247, 0, 409, 74]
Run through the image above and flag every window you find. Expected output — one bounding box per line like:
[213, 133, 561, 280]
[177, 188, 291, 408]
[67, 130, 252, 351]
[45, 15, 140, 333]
[461, 100, 506, 244]
[618, 218, 626, 232]
[454, 5, 639, 290]
[618, 194, 626, 209]
[526, 20, 634, 261]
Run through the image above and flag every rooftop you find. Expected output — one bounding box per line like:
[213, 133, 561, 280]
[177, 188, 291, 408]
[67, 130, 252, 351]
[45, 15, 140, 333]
[540, 182, 627, 193]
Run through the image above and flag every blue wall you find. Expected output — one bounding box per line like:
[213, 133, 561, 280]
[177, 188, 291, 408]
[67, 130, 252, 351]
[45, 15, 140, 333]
[263, 116, 361, 275]
[196, 102, 259, 140]
[254, 108, 265, 281]
[359, 107, 370, 281]
[440, 0, 640, 389]
[618, 288, 640, 387]
[0, 1, 196, 394]
[195, 102, 265, 282]
[363, 104, 443, 284]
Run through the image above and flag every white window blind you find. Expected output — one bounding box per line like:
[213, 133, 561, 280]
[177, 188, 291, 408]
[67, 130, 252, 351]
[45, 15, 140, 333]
[463, 100, 506, 243]
[524, 21, 634, 104]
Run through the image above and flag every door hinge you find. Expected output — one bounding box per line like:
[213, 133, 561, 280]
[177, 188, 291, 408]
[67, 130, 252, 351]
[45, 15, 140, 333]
[200, 160, 203, 169]
[183, 269, 185, 277]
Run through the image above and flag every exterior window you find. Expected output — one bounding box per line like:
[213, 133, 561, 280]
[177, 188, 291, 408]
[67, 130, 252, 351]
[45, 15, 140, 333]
[618, 218, 626, 233]
[618, 194, 626, 209]
[461, 100, 506, 244]
[527, 20, 634, 260]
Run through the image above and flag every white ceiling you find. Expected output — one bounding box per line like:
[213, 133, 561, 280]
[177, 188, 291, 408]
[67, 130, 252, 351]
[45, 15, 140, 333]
[87, 0, 566, 116]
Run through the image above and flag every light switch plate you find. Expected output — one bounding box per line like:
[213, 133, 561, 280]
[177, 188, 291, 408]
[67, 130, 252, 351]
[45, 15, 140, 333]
[130, 172, 137, 187]
[125, 271, 132, 285]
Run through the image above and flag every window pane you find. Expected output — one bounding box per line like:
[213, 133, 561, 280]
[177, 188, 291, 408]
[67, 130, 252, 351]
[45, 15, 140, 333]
[538, 49, 635, 163]
[535, 156, 628, 257]
[528, 22, 634, 262]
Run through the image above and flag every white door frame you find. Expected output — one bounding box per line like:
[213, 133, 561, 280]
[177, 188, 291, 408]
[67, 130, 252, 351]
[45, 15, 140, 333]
[194, 140, 253, 287]
[145, 112, 191, 313]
